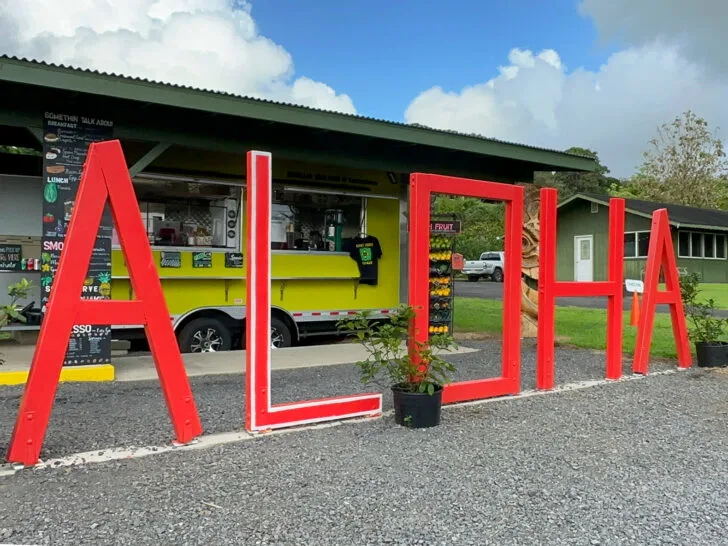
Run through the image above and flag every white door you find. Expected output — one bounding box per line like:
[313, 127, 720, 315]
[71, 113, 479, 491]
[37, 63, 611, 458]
[574, 236, 593, 282]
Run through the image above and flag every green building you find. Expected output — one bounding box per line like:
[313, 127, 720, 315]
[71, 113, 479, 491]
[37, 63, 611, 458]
[557, 193, 728, 283]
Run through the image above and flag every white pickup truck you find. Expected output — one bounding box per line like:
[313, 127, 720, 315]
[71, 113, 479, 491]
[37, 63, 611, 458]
[462, 251, 505, 282]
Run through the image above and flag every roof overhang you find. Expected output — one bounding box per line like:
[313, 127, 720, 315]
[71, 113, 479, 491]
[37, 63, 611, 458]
[0, 56, 597, 175]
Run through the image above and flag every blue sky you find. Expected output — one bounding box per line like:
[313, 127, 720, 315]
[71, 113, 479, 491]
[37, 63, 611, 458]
[252, 0, 619, 121]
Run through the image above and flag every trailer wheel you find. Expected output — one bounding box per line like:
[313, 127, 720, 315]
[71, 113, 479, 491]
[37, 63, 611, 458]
[178, 317, 232, 353]
[271, 316, 293, 349]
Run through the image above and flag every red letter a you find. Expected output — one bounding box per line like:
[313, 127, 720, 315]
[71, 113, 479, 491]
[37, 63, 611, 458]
[632, 209, 691, 374]
[7, 140, 203, 466]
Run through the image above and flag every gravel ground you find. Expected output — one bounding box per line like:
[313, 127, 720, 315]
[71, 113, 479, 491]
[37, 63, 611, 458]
[0, 340, 674, 459]
[1, 365, 728, 545]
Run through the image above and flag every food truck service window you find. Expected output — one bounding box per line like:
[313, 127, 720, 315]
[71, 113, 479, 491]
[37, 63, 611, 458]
[111, 175, 243, 251]
[270, 187, 365, 253]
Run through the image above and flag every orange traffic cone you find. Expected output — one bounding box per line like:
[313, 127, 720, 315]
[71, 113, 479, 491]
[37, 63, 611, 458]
[630, 292, 640, 326]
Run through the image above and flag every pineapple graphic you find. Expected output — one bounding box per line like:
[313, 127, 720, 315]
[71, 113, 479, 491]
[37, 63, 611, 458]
[98, 272, 112, 298]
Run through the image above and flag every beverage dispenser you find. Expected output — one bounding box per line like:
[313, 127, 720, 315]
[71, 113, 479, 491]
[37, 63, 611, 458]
[324, 209, 344, 252]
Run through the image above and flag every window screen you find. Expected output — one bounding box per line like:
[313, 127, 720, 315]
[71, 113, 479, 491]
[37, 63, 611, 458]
[270, 188, 362, 251]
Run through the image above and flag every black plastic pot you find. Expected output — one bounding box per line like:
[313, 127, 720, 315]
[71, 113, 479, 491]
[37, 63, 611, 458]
[695, 341, 728, 368]
[391, 384, 443, 428]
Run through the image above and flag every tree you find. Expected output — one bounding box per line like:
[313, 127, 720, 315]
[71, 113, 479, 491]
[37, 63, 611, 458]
[607, 179, 642, 199]
[625, 110, 728, 209]
[432, 196, 504, 260]
[534, 147, 617, 200]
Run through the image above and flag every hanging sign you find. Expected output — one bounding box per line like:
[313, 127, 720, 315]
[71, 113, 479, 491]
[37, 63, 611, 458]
[160, 251, 182, 268]
[225, 252, 244, 268]
[429, 220, 461, 234]
[192, 251, 213, 268]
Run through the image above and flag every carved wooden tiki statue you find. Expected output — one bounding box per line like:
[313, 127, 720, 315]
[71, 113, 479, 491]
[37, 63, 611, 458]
[521, 184, 540, 337]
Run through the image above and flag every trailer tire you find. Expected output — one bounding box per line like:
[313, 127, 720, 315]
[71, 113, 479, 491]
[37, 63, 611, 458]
[467, 275, 479, 282]
[271, 316, 293, 349]
[177, 317, 232, 353]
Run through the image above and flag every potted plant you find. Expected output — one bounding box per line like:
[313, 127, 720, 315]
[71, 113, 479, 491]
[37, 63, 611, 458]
[0, 278, 34, 365]
[338, 304, 458, 428]
[680, 272, 728, 367]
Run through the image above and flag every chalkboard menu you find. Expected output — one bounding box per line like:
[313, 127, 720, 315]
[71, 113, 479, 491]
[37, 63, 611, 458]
[160, 251, 182, 268]
[0, 245, 22, 271]
[192, 251, 213, 268]
[41, 112, 114, 366]
[224, 252, 244, 268]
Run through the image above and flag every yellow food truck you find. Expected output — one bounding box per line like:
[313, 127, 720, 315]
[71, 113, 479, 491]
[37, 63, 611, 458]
[110, 157, 402, 352]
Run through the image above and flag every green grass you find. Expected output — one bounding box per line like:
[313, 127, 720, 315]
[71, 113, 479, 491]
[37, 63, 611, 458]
[453, 297, 688, 359]
[665, 283, 728, 310]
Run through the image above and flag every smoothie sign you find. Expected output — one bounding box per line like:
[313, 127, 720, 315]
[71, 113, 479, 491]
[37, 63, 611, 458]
[41, 112, 114, 366]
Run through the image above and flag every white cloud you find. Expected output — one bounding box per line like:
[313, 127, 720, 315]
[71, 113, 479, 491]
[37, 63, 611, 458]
[0, 0, 356, 114]
[405, 6, 728, 178]
[579, 0, 728, 77]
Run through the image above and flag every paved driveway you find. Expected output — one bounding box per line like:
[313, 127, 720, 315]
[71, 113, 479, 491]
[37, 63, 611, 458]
[455, 280, 728, 316]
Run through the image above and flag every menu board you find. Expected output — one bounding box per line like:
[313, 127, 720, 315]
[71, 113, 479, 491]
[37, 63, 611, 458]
[0, 245, 22, 271]
[41, 112, 114, 366]
[224, 252, 244, 268]
[192, 251, 213, 268]
[160, 251, 182, 268]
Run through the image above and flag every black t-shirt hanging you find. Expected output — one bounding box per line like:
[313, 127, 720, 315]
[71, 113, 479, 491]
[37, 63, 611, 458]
[346, 235, 382, 285]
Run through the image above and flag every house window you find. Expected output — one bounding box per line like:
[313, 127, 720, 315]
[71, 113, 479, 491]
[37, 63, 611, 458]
[678, 230, 727, 260]
[590, 202, 599, 213]
[704, 234, 715, 258]
[691, 233, 702, 258]
[678, 232, 690, 257]
[624, 231, 650, 258]
[637, 232, 650, 257]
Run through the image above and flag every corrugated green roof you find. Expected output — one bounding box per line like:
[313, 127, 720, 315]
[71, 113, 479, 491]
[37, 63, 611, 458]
[0, 55, 596, 172]
[561, 193, 728, 231]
